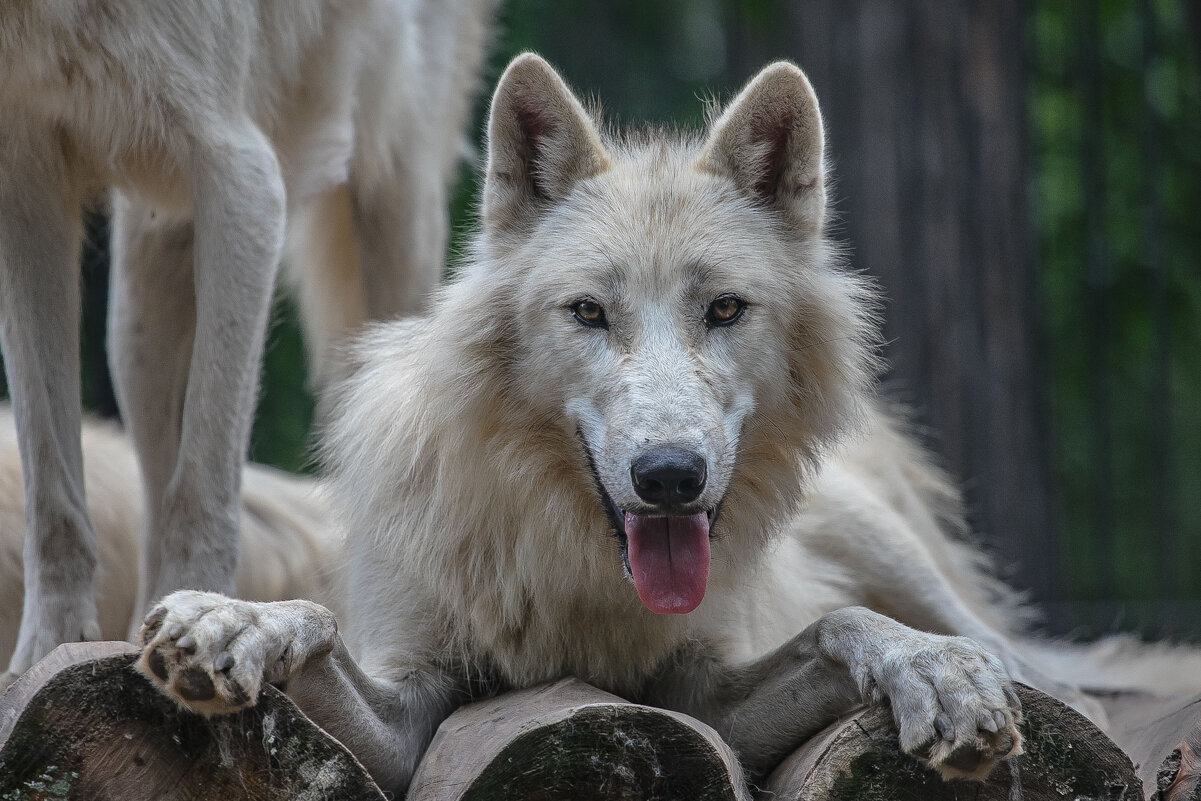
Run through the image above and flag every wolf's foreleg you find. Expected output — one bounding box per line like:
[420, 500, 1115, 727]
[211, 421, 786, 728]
[0, 120, 100, 681]
[137, 590, 457, 794]
[108, 202, 198, 631]
[810, 499, 1107, 723]
[648, 606, 1021, 781]
[139, 118, 284, 611]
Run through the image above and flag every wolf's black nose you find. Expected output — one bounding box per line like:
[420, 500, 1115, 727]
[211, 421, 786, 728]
[631, 447, 707, 507]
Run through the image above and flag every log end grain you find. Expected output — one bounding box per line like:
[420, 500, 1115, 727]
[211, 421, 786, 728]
[408, 677, 749, 801]
[0, 642, 385, 801]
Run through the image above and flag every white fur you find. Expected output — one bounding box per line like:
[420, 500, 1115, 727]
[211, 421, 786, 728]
[0, 0, 492, 681]
[135, 54, 1201, 794]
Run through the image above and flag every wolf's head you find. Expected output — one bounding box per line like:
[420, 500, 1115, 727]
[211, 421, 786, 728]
[451, 54, 877, 617]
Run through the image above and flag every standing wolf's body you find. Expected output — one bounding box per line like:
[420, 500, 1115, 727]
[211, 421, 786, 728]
[136, 54, 1201, 794]
[0, 0, 491, 683]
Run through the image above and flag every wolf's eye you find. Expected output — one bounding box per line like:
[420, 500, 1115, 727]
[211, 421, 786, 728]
[571, 299, 608, 329]
[706, 295, 745, 326]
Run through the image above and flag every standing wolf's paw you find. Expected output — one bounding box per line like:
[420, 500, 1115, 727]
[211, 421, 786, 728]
[871, 634, 1023, 780]
[136, 590, 337, 716]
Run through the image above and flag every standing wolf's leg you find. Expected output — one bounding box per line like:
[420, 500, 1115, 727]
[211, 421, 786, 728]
[0, 123, 100, 679]
[283, 155, 448, 389]
[354, 149, 446, 322]
[286, 158, 448, 388]
[137, 591, 458, 794]
[135, 119, 285, 610]
[349, 0, 487, 329]
[648, 606, 1022, 781]
[108, 201, 197, 625]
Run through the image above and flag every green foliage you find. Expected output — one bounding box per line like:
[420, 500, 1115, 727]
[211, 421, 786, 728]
[248, 294, 315, 474]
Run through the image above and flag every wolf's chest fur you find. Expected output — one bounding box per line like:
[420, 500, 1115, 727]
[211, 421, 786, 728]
[433, 513, 693, 696]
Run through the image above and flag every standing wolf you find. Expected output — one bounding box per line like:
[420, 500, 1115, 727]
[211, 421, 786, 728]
[0, 0, 491, 683]
[136, 54, 1149, 792]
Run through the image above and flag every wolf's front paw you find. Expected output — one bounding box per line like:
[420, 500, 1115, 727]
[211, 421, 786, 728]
[874, 634, 1022, 780]
[136, 590, 337, 716]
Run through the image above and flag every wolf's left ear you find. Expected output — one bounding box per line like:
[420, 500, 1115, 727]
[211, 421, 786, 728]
[699, 62, 826, 235]
[483, 53, 610, 234]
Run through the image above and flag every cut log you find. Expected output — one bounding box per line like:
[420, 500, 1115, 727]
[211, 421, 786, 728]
[0, 641, 385, 801]
[407, 677, 751, 801]
[0, 645, 1165, 801]
[762, 683, 1142, 800]
[1104, 691, 1201, 800]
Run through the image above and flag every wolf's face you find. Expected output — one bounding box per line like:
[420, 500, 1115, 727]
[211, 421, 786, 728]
[506, 174, 791, 616]
[473, 55, 875, 615]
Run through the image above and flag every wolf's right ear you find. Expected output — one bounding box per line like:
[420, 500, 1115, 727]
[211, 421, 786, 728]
[483, 53, 610, 233]
[698, 62, 827, 236]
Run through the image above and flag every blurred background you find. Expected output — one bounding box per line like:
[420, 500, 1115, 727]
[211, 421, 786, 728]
[1, 0, 1198, 639]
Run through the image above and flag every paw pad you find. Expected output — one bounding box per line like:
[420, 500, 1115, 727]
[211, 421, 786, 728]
[175, 668, 217, 701]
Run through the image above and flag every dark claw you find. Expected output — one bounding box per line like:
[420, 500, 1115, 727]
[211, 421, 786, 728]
[176, 635, 197, 655]
[934, 712, 955, 740]
[176, 668, 216, 701]
[147, 649, 169, 681]
[1004, 685, 1021, 710]
[141, 607, 167, 643]
[168, 623, 185, 640]
[214, 651, 235, 672]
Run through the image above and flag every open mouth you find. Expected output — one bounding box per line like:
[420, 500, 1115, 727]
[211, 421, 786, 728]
[580, 433, 719, 615]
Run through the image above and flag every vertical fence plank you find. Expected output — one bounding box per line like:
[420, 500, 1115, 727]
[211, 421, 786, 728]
[1078, 0, 1116, 604]
[1140, 0, 1176, 623]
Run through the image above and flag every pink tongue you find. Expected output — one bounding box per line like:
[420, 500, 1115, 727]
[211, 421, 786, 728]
[624, 512, 710, 614]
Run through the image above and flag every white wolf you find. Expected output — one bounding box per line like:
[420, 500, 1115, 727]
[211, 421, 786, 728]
[136, 54, 1201, 793]
[0, 0, 491, 682]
